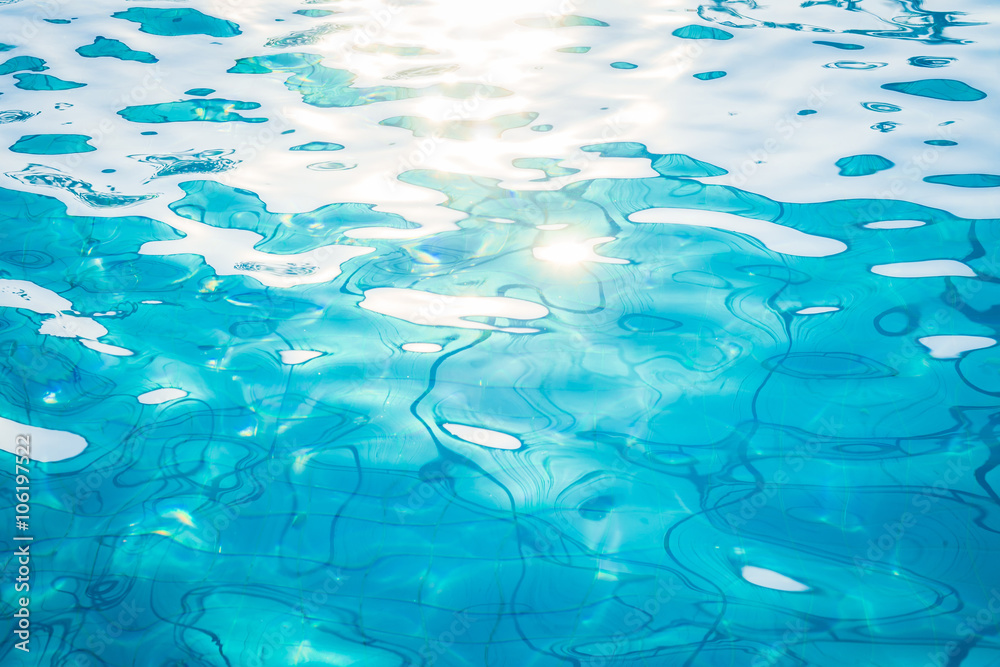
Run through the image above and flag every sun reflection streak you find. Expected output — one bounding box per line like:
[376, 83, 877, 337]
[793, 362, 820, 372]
[533, 237, 629, 264]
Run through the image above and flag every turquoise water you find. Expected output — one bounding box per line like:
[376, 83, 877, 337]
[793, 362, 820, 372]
[1, 1, 999, 665]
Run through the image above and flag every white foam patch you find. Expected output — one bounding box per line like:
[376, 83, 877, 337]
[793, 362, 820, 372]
[741, 565, 810, 592]
[0, 416, 88, 463]
[533, 237, 629, 265]
[797, 307, 840, 315]
[864, 220, 926, 230]
[139, 224, 375, 288]
[443, 423, 522, 450]
[137, 388, 189, 405]
[359, 288, 549, 333]
[279, 350, 324, 365]
[536, 224, 569, 231]
[919, 335, 996, 359]
[402, 343, 443, 353]
[628, 209, 846, 257]
[871, 260, 976, 278]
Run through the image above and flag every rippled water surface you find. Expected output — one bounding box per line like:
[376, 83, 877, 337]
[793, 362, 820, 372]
[1, 0, 1000, 665]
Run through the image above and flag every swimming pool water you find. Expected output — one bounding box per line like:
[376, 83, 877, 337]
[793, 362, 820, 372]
[1, 0, 999, 665]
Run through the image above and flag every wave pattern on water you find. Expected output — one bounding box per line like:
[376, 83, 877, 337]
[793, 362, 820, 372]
[0, 1, 998, 666]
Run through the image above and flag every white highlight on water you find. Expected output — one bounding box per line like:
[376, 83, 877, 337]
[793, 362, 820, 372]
[0, 416, 88, 462]
[360, 287, 549, 333]
[533, 237, 629, 264]
[796, 306, 840, 315]
[139, 224, 374, 289]
[864, 220, 926, 229]
[741, 565, 810, 592]
[279, 350, 324, 364]
[137, 388, 190, 405]
[628, 209, 847, 257]
[0, 279, 133, 356]
[918, 335, 996, 359]
[402, 343, 443, 353]
[81, 340, 134, 356]
[443, 423, 522, 450]
[871, 260, 976, 278]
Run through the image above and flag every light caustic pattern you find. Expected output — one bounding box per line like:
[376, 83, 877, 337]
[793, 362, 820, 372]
[0, 0, 999, 665]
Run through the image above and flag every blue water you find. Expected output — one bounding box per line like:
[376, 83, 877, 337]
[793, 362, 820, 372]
[1, 1, 999, 666]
